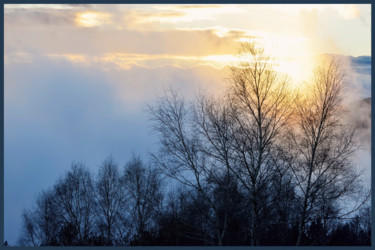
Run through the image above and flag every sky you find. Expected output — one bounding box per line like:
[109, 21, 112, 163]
[4, 4, 371, 245]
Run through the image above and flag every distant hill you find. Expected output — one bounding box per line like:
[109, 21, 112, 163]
[362, 97, 371, 105]
[343, 97, 371, 147]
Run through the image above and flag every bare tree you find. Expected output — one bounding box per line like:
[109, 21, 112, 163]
[258, 146, 299, 245]
[148, 89, 237, 245]
[288, 59, 363, 245]
[123, 155, 163, 245]
[95, 156, 127, 245]
[18, 209, 39, 246]
[227, 42, 294, 245]
[148, 89, 205, 192]
[18, 189, 61, 246]
[192, 93, 247, 245]
[54, 163, 96, 245]
[148, 41, 296, 245]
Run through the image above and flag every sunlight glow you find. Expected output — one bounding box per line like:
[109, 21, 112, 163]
[75, 11, 112, 27]
[238, 35, 316, 87]
[274, 57, 315, 89]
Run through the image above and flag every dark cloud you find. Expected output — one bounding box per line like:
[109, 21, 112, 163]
[4, 8, 76, 27]
[175, 5, 222, 9]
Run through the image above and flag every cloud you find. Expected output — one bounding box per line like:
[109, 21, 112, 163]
[4, 8, 76, 26]
[342, 96, 371, 186]
[75, 11, 113, 27]
[5, 24, 244, 57]
[4, 52, 33, 64]
[175, 5, 222, 9]
[5, 4, 370, 59]
[332, 4, 361, 20]
[268, 4, 361, 20]
[4, 4, 242, 30]
[136, 4, 242, 23]
[2, 8, 328, 72]
[4, 4, 80, 10]
[35, 53, 236, 70]
[4, 7, 246, 57]
[330, 55, 371, 100]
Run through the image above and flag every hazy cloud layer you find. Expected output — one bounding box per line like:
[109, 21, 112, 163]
[4, 55, 230, 244]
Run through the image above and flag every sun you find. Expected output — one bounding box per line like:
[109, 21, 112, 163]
[198, 52, 316, 91]
[251, 34, 316, 88]
[274, 57, 316, 89]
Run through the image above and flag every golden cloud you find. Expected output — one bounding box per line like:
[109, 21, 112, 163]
[75, 11, 112, 27]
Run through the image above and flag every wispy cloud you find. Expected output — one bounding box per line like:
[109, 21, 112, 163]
[5, 25, 243, 57]
[136, 4, 243, 23]
[5, 4, 79, 10]
[268, 4, 361, 20]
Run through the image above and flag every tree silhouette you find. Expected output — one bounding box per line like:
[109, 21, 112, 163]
[288, 59, 364, 245]
[54, 163, 96, 245]
[123, 155, 163, 245]
[95, 157, 127, 245]
[227, 42, 294, 245]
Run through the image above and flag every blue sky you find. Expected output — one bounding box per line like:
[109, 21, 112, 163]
[4, 4, 371, 245]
